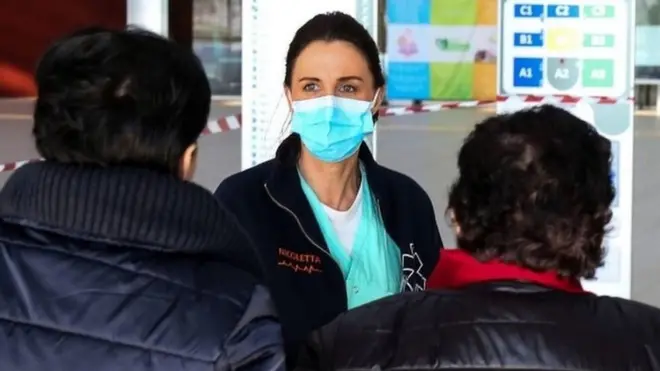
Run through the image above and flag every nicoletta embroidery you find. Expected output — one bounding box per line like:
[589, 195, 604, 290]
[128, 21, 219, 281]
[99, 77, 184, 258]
[278, 248, 323, 274]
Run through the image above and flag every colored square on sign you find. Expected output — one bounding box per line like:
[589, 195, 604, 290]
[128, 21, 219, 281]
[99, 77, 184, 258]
[546, 28, 581, 51]
[476, 0, 497, 25]
[386, 62, 431, 99]
[546, 57, 580, 91]
[514, 4, 544, 18]
[582, 59, 614, 87]
[388, 0, 431, 24]
[547, 4, 580, 18]
[430, 63, 473, 99]
[473, 62, 496, 100]
[513, 57, 543, 87]
[514, 32, 544, 47]
[584, 5, 615, 18]
[583, 34, 615, 48]
[430, 0, 476, 25]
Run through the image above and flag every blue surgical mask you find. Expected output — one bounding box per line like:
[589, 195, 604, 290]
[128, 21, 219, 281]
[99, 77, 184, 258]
[290, 94, 377, 163]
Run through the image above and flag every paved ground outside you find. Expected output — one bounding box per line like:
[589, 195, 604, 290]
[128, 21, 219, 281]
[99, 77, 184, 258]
[2, 98, 659, 307]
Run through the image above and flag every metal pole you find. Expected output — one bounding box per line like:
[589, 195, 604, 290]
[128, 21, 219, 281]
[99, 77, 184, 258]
[126, 0, 169, 37]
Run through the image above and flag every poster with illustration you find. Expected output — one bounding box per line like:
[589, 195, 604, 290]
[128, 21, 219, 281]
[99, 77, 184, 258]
[386, 0, 498, 100]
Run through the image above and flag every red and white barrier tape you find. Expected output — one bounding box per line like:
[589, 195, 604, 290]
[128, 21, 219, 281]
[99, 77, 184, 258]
[0, 115, 244, 173]
[379, 98, 497, 116]
[202, 114, 242, 135]
[378, 94, 631, 116]
[0, 94, 633, 173]
[0, 159, 41, 173]
[498, 94, 633, 104]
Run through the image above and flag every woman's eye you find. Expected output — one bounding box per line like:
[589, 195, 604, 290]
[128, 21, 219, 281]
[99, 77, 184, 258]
[338, 84, 357, 93]
[303, 83, 319, 92]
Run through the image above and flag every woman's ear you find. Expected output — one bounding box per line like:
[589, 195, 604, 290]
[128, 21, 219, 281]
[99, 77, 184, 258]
[284, 85, 293, 112]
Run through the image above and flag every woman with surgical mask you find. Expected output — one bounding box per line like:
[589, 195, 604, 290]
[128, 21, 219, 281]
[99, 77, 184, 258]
[214, 11, 443, 366]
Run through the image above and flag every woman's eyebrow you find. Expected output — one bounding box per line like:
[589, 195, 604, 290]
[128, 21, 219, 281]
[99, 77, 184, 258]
[338, 76, 363, 82]
[297, 76, 364, 82]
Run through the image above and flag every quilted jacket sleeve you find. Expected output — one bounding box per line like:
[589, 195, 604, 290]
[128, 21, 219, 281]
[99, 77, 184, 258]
[294, 320, 342, 371]
[216, 285, 286, 371]
[293, 336, 323, 371]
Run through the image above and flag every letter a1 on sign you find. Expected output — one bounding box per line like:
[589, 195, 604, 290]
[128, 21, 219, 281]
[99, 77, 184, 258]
[241, 0, 379, 170]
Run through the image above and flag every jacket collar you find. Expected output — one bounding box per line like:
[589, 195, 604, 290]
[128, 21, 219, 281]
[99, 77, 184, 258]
[265, 134, 389, 206]
[428, 249, 588, 294]
[264, 134, 392, 248]
[267, 134, 381, 181]
[0, 162, 241, 254]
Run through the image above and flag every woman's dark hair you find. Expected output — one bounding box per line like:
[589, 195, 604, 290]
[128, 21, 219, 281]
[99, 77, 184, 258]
[448, 105, 614, 279]
[278, 12, 385, 161]
[284, 11, 384, 89]
[33, 27, 210, 175]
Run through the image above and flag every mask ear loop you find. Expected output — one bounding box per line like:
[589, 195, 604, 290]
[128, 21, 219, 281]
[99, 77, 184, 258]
[368, 88, 381, 160]
[370, 88, 381, 113]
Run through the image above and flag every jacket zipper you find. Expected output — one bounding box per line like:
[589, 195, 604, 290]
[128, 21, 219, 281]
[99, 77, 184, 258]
[264, 183, 342, 270]
[376, 198, 407, 291]
[376, 198, 383, 224]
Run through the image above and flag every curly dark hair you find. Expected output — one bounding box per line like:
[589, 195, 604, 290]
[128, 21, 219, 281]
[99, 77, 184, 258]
[448, 104, 615, 279]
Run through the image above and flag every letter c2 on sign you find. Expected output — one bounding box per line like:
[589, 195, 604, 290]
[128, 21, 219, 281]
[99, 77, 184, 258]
[556, 5, 568, 16]
[547, 4, 579, 18]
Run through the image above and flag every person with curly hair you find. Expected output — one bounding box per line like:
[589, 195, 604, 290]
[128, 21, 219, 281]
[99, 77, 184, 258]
[294, 104, 660, 370]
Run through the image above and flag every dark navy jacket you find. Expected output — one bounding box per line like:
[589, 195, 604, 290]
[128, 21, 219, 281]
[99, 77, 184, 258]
[214, 135, 443, 365]
[0, 163, 285, 371]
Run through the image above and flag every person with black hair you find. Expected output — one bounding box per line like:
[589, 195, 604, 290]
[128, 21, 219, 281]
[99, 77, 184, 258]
[0, 27, 284, 371]
[295, 105, 660, 370]
[214, 12, 443, 365]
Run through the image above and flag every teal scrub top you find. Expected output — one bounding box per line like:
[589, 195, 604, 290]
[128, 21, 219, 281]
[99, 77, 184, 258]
[299, 165, 402, 309]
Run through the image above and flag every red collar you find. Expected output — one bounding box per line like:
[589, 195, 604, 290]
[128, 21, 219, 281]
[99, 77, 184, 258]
[428, 249, 587, 294]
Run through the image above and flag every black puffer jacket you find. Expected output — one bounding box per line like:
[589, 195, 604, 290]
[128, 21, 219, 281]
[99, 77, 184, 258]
[0, 163, 285, 371]
[296, 282, 660, 370]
